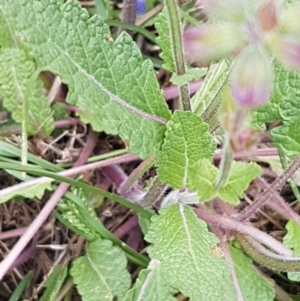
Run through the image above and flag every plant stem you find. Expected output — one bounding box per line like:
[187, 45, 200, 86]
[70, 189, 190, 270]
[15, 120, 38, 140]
[196, 209, 293, 256]
[0, 129, 96, 280]
[118, 0, 137, 36]
[121, 155, 155, 192]
[214, 134, 233, 189]
[278, 148, 300, 202]
[256, 177, 300, 228]
[139, 176, 168, 208]
[237, 155, 300, 222]
[236, 233, 300, 272]
[54, 118, 81, 128]
[107, 20, 157, 43]
[165, 0, 191, 111]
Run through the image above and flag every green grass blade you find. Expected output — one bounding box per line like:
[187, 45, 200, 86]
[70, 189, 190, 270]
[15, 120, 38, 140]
[8, 271, 33, 301]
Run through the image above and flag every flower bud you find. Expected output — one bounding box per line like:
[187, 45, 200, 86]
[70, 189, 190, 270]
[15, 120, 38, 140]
[183, 24, 243, 63]
[267, 35, 300, 71]
[279, 2, 300, 37]
[256, 0, 279, 32]
[231, 46, 273, 108]
[198, 0, 246, 23]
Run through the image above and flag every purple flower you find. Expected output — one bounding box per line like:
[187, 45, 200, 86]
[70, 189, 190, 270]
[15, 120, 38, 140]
[183, 24, 244, 63]
[183, 0, 300, 108]
[231, 46, 273, 108]
[136, 0, 146, 15]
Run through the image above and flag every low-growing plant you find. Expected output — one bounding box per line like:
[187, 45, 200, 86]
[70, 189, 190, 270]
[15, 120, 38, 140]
[1, 0, 300, 300]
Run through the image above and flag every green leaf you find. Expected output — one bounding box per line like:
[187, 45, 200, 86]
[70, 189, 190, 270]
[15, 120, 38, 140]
[137, 212, 152, 236]
[188, 160, 261, 204]
[283, 220, 300, 281]
[1, 0, 171, 159]
[51, 102, 68, 122]
[8, 271, 33, 301]
[0, 48, 54, 135]
[71, 238, 131, 301]
[229, 245, 275, 301]
[218, 162, 262, 204]
[271, 122, 300, 156]
[191, 60, 232, 129]
[155, 8, 174, 72]
[40, 264, 68, 301]
[58, 187, 101, 241]
[145, 204, 237, 301]
[251, 60, 300, 129]
[122, 260, 177, 301]
[157, 111, 215, 188]
[171, 67, 207, 86]
[0, 175, 52, 204]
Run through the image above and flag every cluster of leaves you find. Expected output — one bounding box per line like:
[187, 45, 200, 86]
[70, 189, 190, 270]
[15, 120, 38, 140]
[1, 0, 300, 300]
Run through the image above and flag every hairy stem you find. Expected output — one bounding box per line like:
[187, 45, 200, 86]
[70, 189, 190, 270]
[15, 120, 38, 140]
[214, 134, 233, 189]
[118, 0, 137, 36]
[237, 155, 300, 222]
[279, 148, 300, 202]
[256, 177, 300, 228]
[196, 209, 293, 256]
[165, 0, 191, 111]
[139, 176, 168, 208]
[236, 233, 300, 272]
[121, 155, 155, 192]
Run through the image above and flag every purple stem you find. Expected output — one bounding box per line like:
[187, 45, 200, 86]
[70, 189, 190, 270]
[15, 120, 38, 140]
[0, 154, 140, 198]
[54, 118, 81, 128]
[0, 227, 28, 240]
[126, 225, 141, 251]
[214, 147, 278, 161]
[118, 0, 137, 36]
[196, 209, 293, 256]
[164, 80, 203, 101]
[113, 215, 139, 239]
[236, 156, 300, 222]
[256, 177, 300, 227]
[0, 129, 97, 280]
[101, 165, 143, 202]
[7, 246, 39, 273]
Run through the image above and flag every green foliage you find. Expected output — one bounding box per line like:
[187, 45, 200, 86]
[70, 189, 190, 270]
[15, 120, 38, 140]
[155, 8, 175, 72]
[252, 61, 300, 155]
[157, 110, 215, 188]
[229, 245, 275, 300]
[191, 60, 232, 129]
[1, 0, 171, 159]
[71, 238, 131, 301]
[283, 220, 300, 281]
[39, 264, 68, 301]
[57, 188, 100, 241]
[8, 271, 33, 301]
[188, 160, 262, 204]
[0, 176, 53, 204]
[0, 48, 54, 135]
[145, 204, 237, 301]
[122, 260, 177, 301]
[171, 67, 207, 86]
